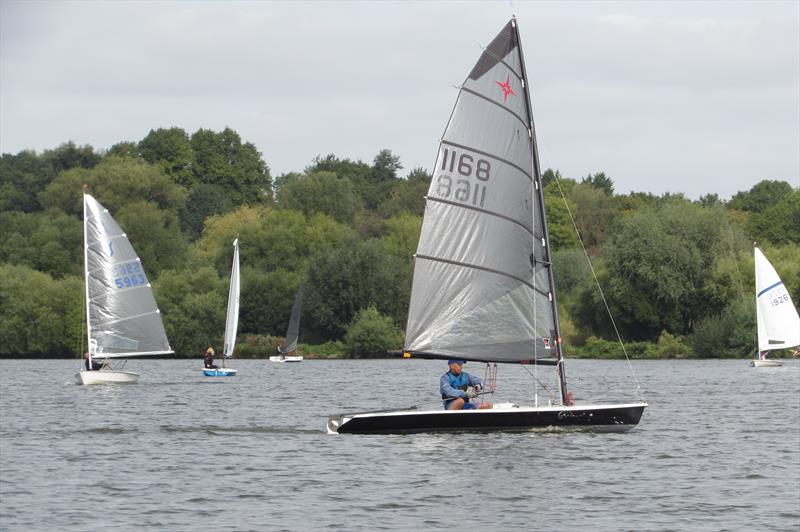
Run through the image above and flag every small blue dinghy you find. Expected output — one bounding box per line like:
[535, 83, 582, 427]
[203, 367, 238, 377]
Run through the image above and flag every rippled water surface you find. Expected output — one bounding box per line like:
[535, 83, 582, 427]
[1, 358, 798, 531]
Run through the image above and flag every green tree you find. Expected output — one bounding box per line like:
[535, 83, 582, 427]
[728, 180, 793, 212]
[571, 183, 617, 249]
[238, 267, 303, 339]
[305, 237, 405, 338]
[0, 265, 82, 356]
[107, 141, 141, 158]
[0, 210, 82, 278]
[192, 205, 354, 278]
[747, 188, 800, 244]
[688, 297, 754, 358]
[344, 306, 404, 356]
[372, 149, 403, 181]
[378, 167, 430, 218]
[190, 127, 272, 204]
[152, 267, 225, 356]
[597, 201, 744, 339]
[0, 150, 55, 212]
[41, 141, 101, 174]
[277, 171, 361, 225]
[179, 183, 235, 240]
[39, 156, 187, 216]
[581, 171, 614, 195]
[139, 127, 195, 187]
[543, 178, 580, 251]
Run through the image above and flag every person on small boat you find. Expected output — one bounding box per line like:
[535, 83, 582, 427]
[440, 359, 493, 410]
[276, 346, 285, 360]
[204, 347, 218, 369]
[83, 351, 102, 371]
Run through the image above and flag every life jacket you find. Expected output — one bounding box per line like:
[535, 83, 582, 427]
[442, 370, 470, 400]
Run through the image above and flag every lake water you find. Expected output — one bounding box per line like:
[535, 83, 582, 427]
[1, 358, 798, 531]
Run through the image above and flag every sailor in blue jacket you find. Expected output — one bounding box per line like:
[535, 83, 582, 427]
[440, 359, 493, 410]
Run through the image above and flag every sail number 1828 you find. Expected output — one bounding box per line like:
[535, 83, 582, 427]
[435, 148, 491, 207]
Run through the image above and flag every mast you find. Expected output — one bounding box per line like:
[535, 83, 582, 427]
[511, 17, 569, 404]
[82, 187, 93, 368]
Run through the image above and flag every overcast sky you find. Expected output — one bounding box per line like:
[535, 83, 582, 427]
[1, 0, 798, 199]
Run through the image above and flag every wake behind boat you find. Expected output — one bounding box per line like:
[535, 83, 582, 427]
[76, 191, 173, 385]
[328, 18, 646, 434]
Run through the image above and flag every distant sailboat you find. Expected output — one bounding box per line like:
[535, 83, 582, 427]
[328, 18, 646, 434]
[204, 239, 240, 376]
[751, 245, 800, 367]
[77, 191, 173, 385]
[270, 283, 304, 363]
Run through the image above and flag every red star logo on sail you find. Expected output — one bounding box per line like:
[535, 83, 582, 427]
[495, 76, 516, 103]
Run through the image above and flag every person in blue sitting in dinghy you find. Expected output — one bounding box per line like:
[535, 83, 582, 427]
[440, 359, 493, 410]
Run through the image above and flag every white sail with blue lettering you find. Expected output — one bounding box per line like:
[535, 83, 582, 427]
[755, 247, 800, 352]
[84, 193, 172, 358]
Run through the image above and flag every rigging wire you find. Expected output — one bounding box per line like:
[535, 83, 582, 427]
[521, 363, 557, 404]
[551, 173, 646, 403]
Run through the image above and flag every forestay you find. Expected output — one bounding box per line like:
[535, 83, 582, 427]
[84, 194, 172, 357]
[755, 247, 800, 352]
[223, 239, 240, 358]
[404, 20, 559, 365]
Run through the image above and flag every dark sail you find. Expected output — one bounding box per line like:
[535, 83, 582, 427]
[404, 18, 559, 365]
[282, 283, 305, 354]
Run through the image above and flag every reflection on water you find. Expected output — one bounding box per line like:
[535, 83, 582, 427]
[1, 358, 798, 531]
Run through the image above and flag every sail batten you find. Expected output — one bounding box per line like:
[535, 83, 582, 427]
[426, 196, 534, 235]
[460, 88, 530, 127]
[415, 255, 535, 290]
[440, 140, 533, 180]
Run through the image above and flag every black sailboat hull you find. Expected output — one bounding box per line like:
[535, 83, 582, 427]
[328, 403, 647, 435]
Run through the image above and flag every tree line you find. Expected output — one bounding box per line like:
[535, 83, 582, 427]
[1, 127, 798, 359]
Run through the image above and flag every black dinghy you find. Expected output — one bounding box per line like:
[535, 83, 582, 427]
[328, 17, 647, 435]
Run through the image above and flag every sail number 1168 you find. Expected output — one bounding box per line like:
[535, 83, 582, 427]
[436, 148, 492, 208]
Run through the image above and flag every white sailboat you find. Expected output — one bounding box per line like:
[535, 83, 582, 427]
[77, 191, 173, 385]
[328, 18, 646, 434]
[751, 245, 800, 367]
[270, 283, 304, 363]
[204, 238, 240, 376]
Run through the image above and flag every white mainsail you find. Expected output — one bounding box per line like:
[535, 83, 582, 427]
[83, 193, 172, 358]
[755, 247, 800, 352]
[223, 238, 240, 358]
[404, 19, 559, 366]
